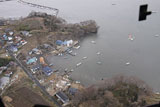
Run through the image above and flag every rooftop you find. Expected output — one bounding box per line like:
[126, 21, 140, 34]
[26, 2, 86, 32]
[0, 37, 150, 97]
[56, 91, 69, 104]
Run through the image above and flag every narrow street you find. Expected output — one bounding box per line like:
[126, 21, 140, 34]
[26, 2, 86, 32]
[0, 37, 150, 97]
[7, 50, 61, 107]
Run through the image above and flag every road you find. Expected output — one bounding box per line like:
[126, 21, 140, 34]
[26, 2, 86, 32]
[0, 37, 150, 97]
[7, 50, 61, 107]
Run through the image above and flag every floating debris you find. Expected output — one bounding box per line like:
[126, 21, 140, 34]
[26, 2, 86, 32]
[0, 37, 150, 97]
[91, 40, 96, 44]
[125, 62, 130, 66]
[96, 52, 101, 55]
[76, 62, 82, 67]
[97, 61, 102, 65]
[82, 56, 87, 60]
[154, 34, 159, 37]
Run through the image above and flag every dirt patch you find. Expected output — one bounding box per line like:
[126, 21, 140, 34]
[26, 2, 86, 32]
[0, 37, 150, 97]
[21, 30, 49, 55]
[6, 87, 50, 107]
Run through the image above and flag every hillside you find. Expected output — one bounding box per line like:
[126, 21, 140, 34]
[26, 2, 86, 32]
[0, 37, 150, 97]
[70, 75, 160, 107]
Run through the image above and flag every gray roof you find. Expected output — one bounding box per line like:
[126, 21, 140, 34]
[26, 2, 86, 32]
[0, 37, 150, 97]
[0, 77, 10, 90]
[31, 64, 40, 70]
[56, 91, 69, 104]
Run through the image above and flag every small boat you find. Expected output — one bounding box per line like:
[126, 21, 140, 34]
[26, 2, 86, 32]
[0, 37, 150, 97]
[96, 52, 101, 55]
[125, 62, 130, 65]
[75, 81, 80, 84]
[82, 56, 87, 60]
[76, 62, 82, 67]
[70, 69, 74, 72]
[155, 92, 160, 95]
[91, 41, 96, 44]
[97, 61, 102, 65]
[154, 34, 159, 37]
[74, 53, 77, 56]
[65, 68, 68, 71]
[68, 50, 72, 54]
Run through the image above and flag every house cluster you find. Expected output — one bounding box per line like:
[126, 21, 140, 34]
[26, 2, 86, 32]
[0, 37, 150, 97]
[0, 61, 17, 91]
[0, 27, 81, 106]
[0, 29, 29, 53]
[25, 46, 56, 79]
[45, 74, 79, 106]
[53, 40, 79, 56]
[26, 55, 56, 76]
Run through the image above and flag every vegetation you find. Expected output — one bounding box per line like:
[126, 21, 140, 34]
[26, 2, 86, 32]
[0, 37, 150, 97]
[71, 75, 153, 107]
[0, 58, 13, 67]
[15, 18, 43, 31]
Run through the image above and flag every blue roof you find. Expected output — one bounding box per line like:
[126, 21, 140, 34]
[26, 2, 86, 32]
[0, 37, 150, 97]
[42, 66, 53, 76]
[3, 34, 8, 40]
[10, 46, 18, 52]
[27, 57, 37, 64]
[56, 40, 63, 45]
[68, 88, 78, 95]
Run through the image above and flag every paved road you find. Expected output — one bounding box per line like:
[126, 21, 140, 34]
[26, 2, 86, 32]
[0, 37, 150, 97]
[7, 50, 61, 107]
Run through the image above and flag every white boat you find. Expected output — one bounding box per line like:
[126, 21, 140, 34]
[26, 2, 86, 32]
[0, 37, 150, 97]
[155, 92, 160, 95]
[68, 50, 72, 53]
[97, 61, 102, 65]
[70, 69, 74, 72]
[154, 34, 159, 37]
[74, 53, 77, 56]
[125, 62, 130, 65]
[96, 52, 101, 55]
[82, 56, 87, 60]
[65, 68, 68, 71]
[76, 62, 82, 67]
[91, 41, 96, 44]
[75, 81, 80, 84]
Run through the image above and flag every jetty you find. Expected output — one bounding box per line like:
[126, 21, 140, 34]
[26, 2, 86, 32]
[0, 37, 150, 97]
[18, 0, 59, 16]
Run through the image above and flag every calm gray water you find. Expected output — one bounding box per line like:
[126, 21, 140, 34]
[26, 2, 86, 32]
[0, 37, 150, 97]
[1, 0, 160, 91]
